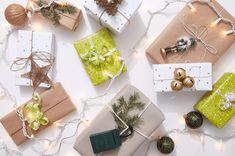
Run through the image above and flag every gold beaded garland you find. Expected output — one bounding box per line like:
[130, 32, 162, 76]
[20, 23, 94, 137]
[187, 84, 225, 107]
[5, 4, 28, 26]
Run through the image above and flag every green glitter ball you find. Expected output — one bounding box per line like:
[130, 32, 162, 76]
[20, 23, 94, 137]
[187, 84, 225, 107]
[157, 136, 174, 154]
[185, 111, 203, 129]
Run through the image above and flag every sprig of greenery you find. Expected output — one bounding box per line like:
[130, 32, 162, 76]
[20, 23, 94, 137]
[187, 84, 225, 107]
[38, 0, 77, 25]
[112, 92, 145, 136]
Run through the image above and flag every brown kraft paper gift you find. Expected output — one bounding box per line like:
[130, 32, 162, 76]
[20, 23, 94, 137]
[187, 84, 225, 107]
[146, 0, 235, 64]
[29, 0, 81, 31]
[0, 83, 76, 145]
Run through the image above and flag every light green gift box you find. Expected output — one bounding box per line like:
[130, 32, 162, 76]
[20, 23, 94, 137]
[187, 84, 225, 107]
[74, 28, 127, 85]
[194, 73, 235, 128]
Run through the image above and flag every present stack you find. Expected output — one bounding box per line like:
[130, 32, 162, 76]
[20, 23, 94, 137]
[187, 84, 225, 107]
[84, 0, 142, 34]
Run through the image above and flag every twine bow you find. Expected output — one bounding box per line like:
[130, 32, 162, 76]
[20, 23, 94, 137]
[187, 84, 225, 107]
[216, 91, 235, 111]
[11, 51, 54, 90]
[181, 18, 218, 57]
[81, 46, 116, 66]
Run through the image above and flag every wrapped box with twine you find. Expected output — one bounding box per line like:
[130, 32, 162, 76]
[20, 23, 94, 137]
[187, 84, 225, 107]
[195, 73, 235, 128]
[74, 28, 127, 86]
[0, 83, 76, 145]
[74, 84, 165, 156]
[146, 0, 235, 64]
[84, 0, 142, 34]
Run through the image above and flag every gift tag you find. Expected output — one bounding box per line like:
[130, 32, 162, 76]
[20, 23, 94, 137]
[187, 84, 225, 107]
[90, 129, 122, 154]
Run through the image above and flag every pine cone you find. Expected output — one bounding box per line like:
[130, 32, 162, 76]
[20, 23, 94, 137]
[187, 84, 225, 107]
[94, 0, 123, 16]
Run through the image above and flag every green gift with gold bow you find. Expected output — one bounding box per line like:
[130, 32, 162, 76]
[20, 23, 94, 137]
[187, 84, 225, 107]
[194, 73, 235, 128]
[74, 28, 127, 85]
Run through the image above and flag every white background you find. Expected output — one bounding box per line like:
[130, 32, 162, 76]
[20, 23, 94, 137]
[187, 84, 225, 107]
[0, 0, 235, 156]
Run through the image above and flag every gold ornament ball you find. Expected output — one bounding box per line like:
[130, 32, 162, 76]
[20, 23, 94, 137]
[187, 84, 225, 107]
[5, 4, 28, 26]
[183, 76, 195, 88]
[171, 80, 183, 91]
[174, 68, 186, 80]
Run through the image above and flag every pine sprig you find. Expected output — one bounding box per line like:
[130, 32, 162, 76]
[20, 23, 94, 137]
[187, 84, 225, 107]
[112, 92, 145, 136]
[38, 0, 77, 25]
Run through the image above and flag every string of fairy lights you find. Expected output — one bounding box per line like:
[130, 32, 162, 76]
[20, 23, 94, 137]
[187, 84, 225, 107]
[0, 0, 235, 156]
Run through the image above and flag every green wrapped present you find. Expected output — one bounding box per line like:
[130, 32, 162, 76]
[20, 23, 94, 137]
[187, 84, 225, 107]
[194, 73, 235, 128]
[74, 28, 127, 85]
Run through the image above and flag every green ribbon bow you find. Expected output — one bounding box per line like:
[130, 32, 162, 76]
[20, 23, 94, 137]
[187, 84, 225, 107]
[80, 46, 116, 66]
[24, 93, 49, 131]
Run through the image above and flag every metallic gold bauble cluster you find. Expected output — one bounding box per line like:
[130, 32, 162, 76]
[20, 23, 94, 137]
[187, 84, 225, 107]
[171, 68, 195, 91]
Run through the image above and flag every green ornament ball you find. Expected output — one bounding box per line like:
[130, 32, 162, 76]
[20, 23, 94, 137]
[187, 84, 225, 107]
[185, 111, 203, 129]
[157, 136, 175, 154]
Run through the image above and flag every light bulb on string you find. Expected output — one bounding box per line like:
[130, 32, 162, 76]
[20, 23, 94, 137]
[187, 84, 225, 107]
[187, 3, 196, 12]
[215, 139, 224, 151]
[30, 22, 42, 31]
[222, 29, 235, 36]
[54, 0, 66, 6]
[211, 17, 222, 27]
[54, 122, 62, 127]
[178, 115, 185, 125]
[104, 71, 114, 78]
[81, 118, 90, 127]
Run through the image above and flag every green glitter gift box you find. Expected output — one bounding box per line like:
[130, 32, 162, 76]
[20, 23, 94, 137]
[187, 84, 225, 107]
[74, 28, 127, 85]
[194, 73, 235, 128]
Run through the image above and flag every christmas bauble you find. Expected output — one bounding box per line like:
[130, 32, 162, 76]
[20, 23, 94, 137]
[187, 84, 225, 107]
[174, 68, 186, 80]
[157, 136, 175, 154]
[171, 80, 183, 91]
[185, 111, 203, 129]
[183, 76, 195, 88]
[5, 4, 28, 26]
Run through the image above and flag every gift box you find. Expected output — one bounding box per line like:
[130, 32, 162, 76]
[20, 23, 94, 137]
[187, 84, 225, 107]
[74, 84, 165, 156]
[153, 63, 212, 92]
[146, 0, 235, 64]
[29, 0, 81, 31]
[0, 83, 76, 145]
[14, 30, 55, 88]
[84, 0, 142, 34]
[74, 28, 127, 86]
[194, 73, 235, 128]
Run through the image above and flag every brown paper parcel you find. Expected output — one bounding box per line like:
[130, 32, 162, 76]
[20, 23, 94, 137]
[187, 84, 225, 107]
[0, 83, 76, 145]
[74, 84, 165, 156]
[146, 0, 235, 64]
[29, 0, 81, 31]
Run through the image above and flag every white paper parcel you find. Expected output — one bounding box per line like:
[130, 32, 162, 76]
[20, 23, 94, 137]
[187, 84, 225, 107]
[153, 63, 212, 92]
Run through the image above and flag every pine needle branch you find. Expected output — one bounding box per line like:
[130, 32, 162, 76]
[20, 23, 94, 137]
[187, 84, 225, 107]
[112, 92, 145, 136]
[38, 0, 77, 25]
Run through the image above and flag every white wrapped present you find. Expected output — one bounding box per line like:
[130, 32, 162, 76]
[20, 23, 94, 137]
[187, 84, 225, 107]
[15, 30, 55, 88]
[153, 63, 212, 92]
[84, 0, 142, 34]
